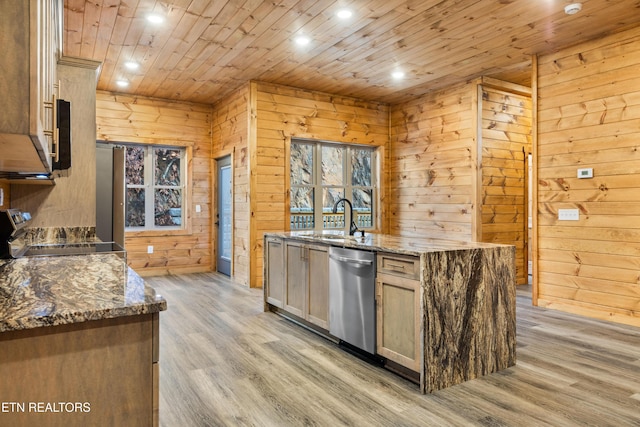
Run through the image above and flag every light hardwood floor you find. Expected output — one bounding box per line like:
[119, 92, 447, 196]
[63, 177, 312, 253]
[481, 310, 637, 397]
[147, 273, 640, 427]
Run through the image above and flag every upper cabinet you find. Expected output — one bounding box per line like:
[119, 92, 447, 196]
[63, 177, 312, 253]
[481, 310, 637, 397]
[0, 0, 62, 174]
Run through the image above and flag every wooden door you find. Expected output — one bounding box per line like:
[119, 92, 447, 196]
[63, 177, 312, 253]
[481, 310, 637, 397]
[284, 242, 306, 317]
[265, 237, 285, 308]
[306, 244, 329, 329]
[376, 272, 421, 372]
[216, 155, 232, 276]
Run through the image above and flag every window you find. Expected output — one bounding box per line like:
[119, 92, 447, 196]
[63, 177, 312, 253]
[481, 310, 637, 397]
[290, 140, 376, 231]
[125, 145, 186, 230]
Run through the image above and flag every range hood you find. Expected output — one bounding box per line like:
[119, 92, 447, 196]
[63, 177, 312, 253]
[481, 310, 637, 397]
[0, 171, 55, 184]
[0, 99, 71, 182]
[0, 134, 48, 175]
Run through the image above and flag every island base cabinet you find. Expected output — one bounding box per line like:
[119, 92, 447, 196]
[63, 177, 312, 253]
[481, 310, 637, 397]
[0, 314, 158, 427]
[376, 272, 421, 373]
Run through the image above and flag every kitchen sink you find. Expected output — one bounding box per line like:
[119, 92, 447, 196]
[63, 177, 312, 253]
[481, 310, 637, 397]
[318, 234, 346, 240]
[294, 232, 368, 244]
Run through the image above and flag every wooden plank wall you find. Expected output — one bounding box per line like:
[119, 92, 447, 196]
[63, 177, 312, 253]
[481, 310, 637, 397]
[389, 81, 476, 241]
[96, 91, 213, 276]
[253, 82, 389, 287]
[480, 85, 532, 285]
[212, 84, 251, 286]
[536, 26, 640, 326]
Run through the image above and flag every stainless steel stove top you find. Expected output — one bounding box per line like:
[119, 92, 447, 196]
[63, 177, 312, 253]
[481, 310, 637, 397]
[24, 242, 126, 259]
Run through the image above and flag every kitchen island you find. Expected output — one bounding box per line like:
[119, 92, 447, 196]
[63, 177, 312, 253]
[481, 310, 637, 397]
[0, 253, 166, 427]
[264, 231, 516, 393]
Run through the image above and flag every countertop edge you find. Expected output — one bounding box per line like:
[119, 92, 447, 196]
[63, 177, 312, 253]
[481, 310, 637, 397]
[0, 299, 167, 333]
[265, 231, 514, 255]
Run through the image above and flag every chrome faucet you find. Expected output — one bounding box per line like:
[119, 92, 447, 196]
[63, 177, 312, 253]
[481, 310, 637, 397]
[332, 198, 360, 236]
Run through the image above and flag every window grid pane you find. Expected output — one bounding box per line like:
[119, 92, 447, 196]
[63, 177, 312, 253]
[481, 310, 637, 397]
[323, 188, 345, 229]
[290, 143, 314, 185]
[126, 188, 145, 227]
[126, 147, 145, 185]
[351, 148, 372, 186]
[154, 188, 182, 226]
[321, 145, 343, 186]
[290, 186, 314, 229]
[154, 148, 182, 186]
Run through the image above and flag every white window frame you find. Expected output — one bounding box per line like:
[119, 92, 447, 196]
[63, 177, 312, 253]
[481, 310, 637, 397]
[125, 144, 187, 231]
[290, 139, 377, 232]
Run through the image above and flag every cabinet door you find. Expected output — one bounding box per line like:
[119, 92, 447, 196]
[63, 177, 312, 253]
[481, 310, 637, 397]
[0, 0, 58, 173]
[376, 272, 421, 372]
[306, 244, 329, 329]
[284, 242, 306, 317]
[265, 238, 285, 308]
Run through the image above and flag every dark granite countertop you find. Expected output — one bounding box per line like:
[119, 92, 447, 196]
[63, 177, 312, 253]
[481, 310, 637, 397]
[0, 253, 166, 333]
[265, 231, 512, 255]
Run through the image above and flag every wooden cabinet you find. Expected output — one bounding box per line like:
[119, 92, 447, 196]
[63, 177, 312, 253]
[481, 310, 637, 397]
[306, 244, 330, 329]
[284, 241, 329, 329]
[285, 241, 306, 316]
[376, 253, 421, 372]
[0, 313, 159, 426]
[264, 234, 516, 394]
[265, 237, 285, 308]
[0, 0, 62, 173]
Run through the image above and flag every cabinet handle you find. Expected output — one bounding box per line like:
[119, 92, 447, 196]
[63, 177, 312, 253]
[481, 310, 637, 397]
[44, 93, 59, 163]
[386, 261, 406, 271]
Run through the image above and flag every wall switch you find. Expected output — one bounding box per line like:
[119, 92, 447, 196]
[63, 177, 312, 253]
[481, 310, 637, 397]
[558, 209, 579, 220]
[196, 204, 201, 213]
[147, 245, 154, 254]
[577, 168, 593, 178]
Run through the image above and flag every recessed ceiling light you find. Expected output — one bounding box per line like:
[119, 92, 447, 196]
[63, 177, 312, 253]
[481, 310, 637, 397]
[391, 70, 405, 80]
[295, 35, 311, 46]
[124, 61, 139, 70]
[336, 9, 353, 19]
[564, 3, 582, 15]
[116, 80, 129, 88]
[147, 13, 165, 24]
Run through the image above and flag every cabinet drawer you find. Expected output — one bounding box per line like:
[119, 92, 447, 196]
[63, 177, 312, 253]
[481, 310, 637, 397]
[377, 253, 420, 280]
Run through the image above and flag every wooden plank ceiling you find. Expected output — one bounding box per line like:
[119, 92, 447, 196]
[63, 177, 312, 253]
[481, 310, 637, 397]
[63, 0, 640, 105]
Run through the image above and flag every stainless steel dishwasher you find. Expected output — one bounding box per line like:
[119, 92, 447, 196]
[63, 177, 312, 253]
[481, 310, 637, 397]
[329, 246, 376, 354]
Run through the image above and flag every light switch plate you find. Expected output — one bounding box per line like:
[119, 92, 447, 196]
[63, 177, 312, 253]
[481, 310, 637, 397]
[577, 168, 593, 178]
[196, 204, 201, 213]
[558, 209, 579, 220]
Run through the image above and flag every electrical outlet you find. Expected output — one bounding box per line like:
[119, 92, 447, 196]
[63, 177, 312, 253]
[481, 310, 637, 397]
[196, 204, 201, 213]
[147, 245, 154, 254]
[558, 209, 579, 221]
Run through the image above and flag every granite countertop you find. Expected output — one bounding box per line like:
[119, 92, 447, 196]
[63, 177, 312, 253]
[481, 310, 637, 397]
[0, 253, 166, 333]
[266, 231, 512, 255]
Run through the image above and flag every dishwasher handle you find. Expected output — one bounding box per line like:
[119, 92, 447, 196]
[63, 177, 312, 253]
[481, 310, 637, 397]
[329, 253, 374, 266]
